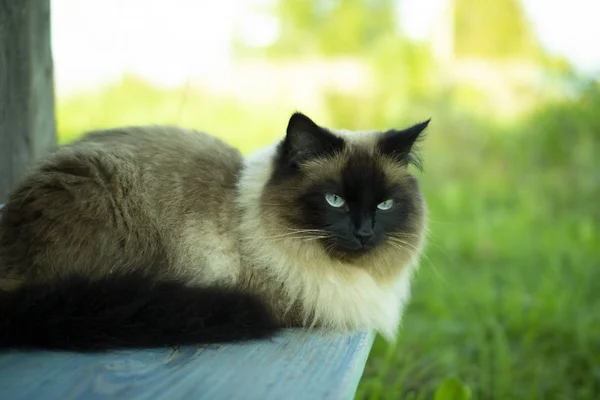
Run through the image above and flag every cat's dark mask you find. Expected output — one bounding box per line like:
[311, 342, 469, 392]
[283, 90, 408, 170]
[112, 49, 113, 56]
[266, 112, 430, 259]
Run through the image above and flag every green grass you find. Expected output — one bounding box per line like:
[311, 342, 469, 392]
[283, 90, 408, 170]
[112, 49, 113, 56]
[357, 88, 600, 399]
[57, 77, 600, 400]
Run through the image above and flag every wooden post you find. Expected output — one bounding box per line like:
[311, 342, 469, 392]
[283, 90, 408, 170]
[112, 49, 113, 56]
[0, 0, 57, 203]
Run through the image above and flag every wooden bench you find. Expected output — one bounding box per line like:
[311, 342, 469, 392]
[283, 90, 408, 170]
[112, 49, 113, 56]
[0, 325, 373, 399]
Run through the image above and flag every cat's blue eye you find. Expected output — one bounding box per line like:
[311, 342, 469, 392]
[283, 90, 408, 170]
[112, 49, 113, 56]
[325, 193, 346, 208]
[377, 199, 394, 210]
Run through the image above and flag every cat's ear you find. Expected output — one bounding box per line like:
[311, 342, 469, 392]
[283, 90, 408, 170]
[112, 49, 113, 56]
[378, 119, 430, 169]
[281, 112, 344, 165]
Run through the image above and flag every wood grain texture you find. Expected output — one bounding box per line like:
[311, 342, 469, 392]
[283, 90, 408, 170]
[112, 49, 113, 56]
[0, 0, 57, 203]
[0, 330, 374, 400]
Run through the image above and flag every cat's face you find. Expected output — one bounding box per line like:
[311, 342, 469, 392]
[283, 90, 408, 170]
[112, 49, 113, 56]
[262, 112, 429, 262]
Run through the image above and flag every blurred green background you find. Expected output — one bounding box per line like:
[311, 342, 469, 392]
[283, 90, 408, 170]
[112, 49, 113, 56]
[53, 0, 599, 398]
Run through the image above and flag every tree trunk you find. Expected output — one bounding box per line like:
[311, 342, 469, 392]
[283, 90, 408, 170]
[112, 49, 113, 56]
[0, 0, 56, 203]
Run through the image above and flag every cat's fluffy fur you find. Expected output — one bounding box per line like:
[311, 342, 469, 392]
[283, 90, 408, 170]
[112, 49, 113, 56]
[0, 112, 429, 351]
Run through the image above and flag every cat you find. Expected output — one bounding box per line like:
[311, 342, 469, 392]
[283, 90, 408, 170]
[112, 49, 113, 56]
[0, 112, 430, 351]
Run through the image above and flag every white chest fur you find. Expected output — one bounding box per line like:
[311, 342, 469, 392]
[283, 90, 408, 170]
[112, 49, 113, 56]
[276, 251, 414, 340]
[238, 222, 415, 340]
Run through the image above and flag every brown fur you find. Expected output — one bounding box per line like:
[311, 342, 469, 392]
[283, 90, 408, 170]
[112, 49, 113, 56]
[0, 126, 243, 285]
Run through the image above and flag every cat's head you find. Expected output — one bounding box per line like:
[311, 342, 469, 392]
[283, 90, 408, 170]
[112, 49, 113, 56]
[260, 112, 429, 270]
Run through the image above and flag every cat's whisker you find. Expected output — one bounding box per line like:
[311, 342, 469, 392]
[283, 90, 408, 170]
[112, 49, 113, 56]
[386, 237, 440, 277]
[259, 235, 329, 243]
[386, 239, 428, 261]
[391, 232, 422, 239]
[323, 243, 336, 257]
[386, 237, 420, 251]
[422, 240, 449, 258]
[392, 232, 450, 260]
[418, 235, 452, 260]
[386, 242, 408, 253]
[387, 237, 431, 260]
[271, 223, 327, 233]
[259, 230, 327, 239]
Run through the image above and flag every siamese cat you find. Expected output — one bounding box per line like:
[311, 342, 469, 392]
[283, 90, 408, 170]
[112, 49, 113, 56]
[0, 112, 430, 351]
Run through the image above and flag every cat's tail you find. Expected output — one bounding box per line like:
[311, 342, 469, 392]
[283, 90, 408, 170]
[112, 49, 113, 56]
[0, 272, 280, 351]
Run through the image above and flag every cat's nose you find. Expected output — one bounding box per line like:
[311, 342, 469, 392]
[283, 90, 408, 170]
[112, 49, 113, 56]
[355, 227, 374, 245]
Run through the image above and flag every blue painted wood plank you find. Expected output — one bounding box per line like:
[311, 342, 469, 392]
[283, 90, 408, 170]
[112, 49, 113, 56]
[0, 330, 375, 400]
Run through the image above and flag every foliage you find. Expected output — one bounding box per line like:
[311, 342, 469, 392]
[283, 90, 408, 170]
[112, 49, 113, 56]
[434, 378, 472, 400]
[243, 0, 543, 61]
[454, 0, 542, 59]
[325, 36, 440, 130]
[56, 75, 283, 153]
[254, 0, 397, 58]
